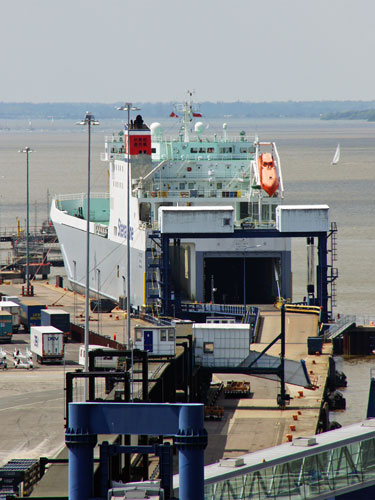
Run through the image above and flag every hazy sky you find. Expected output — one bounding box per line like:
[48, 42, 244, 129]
[2, 0, 374, 103]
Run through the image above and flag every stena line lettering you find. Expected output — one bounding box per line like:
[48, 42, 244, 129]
[117, 219, 134, 240]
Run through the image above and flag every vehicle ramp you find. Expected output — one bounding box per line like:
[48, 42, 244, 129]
[238, 351, 311, 388]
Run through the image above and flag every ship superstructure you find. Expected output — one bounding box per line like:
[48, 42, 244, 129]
[51, 94, 291, 312]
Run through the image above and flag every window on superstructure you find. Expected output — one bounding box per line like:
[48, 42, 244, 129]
[179, 183, 186, 190]
[188, 183, 194, 189]
[217, 182, 222, 189]
[160, 330, 167, 341]
[204, 342, 214, 354]
[140, 203, 151, 223]
[190, 148, 198, 153]
[168, 330, 174, 341]
[152, 148, 156, 153]
[240, 202, 251, 219]
[207, 147, 214, 153]
[199, 147, 206, 153]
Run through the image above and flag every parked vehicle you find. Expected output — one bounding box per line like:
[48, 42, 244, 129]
[19, 299, 46, 332]
[41, 309, 70, 341]
[30, 326, 64, 364]
[0, 311, 13, 343]
[78, 345, 118, 369]
[0, 301, 21, 333]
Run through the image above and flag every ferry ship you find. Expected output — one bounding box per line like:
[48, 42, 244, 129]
[51, 94, 291, 313]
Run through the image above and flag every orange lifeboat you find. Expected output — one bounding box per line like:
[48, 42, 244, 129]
[258, 152, 279, 197]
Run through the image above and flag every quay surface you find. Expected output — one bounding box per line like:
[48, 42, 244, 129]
[0, 279, 333, 496]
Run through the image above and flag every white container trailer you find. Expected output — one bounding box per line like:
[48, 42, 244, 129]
[0, 301, 21, 332]
[134, 326, 176, 356]
[1, 296, 20, 304]
[193, 323, 251, 368]
[30, 326, 64, 364]
[78, 345, 118, 369]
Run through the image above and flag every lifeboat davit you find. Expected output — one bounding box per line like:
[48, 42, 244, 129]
[258, 152, 279, 197]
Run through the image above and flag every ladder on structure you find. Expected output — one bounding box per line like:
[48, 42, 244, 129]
[327, 222, 339, 320]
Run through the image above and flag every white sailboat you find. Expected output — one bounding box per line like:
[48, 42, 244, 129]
[331, 144, 340, 165]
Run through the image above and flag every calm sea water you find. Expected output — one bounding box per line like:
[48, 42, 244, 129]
[0, 116, 374, 424]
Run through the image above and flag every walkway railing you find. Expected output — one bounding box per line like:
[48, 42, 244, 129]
[324, 315, 356, 339]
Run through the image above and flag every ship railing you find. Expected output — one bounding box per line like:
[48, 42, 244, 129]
[152, 134, 257, 144]
[133, 310, 172, 326]
[352, 315, 375, 328]
[56, 192, 109, 202]
[181, 303, 249, 316]
[154, 152, 254, 162]
[140, 188, 249, 200]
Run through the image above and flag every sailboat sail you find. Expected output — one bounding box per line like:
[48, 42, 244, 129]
[331, 144, 340, 165]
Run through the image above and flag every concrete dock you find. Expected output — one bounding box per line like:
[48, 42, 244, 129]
[0, 278, 334, 496]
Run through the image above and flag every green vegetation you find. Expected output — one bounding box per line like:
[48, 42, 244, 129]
[321, 109, 375, 121]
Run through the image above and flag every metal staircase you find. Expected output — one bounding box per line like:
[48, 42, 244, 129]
[145, 232, 163, 314]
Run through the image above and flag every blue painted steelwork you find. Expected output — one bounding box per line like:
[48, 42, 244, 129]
[99, 442, 173, 498]
[150, 229, 330, 322]
[65, 402, 207, 500]
[367, 375, 375, 418]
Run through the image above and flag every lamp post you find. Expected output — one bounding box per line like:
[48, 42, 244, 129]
[117, 103, 140, 351]
[18, 147, 34, 296]
[77, 112, 99, 400]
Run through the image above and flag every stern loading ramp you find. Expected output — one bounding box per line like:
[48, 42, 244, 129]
[203, 257, 277, 304]
[154, 205, 336, 323]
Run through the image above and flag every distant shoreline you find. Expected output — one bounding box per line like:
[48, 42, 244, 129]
[1, 100, 375, 120]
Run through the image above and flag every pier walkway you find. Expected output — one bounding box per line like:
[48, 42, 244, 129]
[174, 420, 375, 499]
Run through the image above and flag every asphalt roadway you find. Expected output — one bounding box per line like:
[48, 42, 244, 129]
[0, 333, 80, 467]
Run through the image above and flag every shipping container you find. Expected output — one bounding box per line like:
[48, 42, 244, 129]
[0, 311, 13, 343]
[41, 309, 70, 338]
[0, 301, 21, 333]
[30, 326, 64, 363]
[19, 299, 46, 332]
